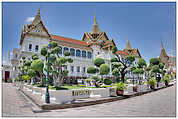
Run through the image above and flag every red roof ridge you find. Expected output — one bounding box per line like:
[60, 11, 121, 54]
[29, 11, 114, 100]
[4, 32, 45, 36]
[52, 34, 81, 42]
[116, 50, 129, 55]
[51, 35, 88, 46]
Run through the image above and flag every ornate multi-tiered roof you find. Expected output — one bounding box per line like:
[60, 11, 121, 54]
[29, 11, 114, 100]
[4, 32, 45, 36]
[159, 41, 169, 67]
[20, 9, 131, 57]
[123, 36, 141, 58]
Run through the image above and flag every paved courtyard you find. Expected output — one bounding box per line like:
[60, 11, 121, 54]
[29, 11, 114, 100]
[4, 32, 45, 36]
[2, 83, 176, 117]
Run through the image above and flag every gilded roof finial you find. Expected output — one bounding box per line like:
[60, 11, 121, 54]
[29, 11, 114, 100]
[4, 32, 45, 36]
[161, 40, 164, 49]
[94, 12, 97, 25]
[126, 35, 132, 50]
[37, 8, 40, 15]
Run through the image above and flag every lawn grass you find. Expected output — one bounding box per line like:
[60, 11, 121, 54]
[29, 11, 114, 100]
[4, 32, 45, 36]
[48, 85, 93, 90]
[34, 83, 115, 90]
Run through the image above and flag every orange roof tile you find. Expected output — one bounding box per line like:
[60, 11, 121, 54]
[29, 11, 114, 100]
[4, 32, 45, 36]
[116, 50, 129, 55]
[52, 35, 89, 46]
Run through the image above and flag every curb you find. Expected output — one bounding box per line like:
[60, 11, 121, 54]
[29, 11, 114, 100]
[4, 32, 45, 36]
[18, 84, 174, 110]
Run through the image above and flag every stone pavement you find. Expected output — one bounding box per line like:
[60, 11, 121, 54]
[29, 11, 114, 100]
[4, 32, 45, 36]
[2, 83, 176, 117]
[2, 83, 38, 117]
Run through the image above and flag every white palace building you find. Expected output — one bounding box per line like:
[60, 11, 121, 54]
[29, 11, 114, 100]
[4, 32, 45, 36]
[2, 8, 142, 83]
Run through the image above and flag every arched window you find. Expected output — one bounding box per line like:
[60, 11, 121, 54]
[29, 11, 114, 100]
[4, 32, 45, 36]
[58, 46, 62, 54]
[35, 45, 39, 52]
[29, 44, 32, 51]
[63, 47, 69, 54]
[87, 51, 92, 59]
[76, 50, 81, 57]
[70, 48, 75, 56]
[82, 51, 86, 58]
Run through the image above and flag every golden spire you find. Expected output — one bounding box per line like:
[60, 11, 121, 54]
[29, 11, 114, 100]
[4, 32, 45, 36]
[161, 40, 164, 49]
[94, 12, 97, 25]
[126, 35, 132, 50]
[37, 7, 40, 15]
[91, 12, 102, 34]
[32, 8, 41, 26]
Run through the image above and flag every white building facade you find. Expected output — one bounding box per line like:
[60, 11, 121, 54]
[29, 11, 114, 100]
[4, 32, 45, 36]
[3, 8, 141, 83]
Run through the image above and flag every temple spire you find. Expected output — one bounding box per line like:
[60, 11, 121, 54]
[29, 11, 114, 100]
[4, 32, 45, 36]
[126, 35, 132, 50]
[161, 40, 164, 49]
[37, 8, 40, 15]
[94, 12, 97, 25]
[91, 13, 102, 34]
[32, 8, 41, 26]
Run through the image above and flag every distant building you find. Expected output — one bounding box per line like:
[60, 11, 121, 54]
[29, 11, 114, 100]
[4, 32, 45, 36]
[2, 51, 12, 82]
[159, 41, 176, 73]
[123, 36, 142, 64]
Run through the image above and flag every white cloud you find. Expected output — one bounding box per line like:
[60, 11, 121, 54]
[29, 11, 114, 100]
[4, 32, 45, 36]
[25, 17, 35, 23]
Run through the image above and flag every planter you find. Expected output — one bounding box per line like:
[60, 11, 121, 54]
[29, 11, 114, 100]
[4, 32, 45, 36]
[116, 90, 124, 96]
[150, 85, 155, 90]
[133, 86, 138, 92]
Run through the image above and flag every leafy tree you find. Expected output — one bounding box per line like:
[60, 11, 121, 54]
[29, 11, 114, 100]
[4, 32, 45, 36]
[111, 46, 135, 83]
[136, 58, 147, 84]
[27, 69, 37, 84]
[100, 64, 110, 75]
[149, 58, 166, 87]
[137, 58, 147, 68]
[31, 59, 45, 86]
[151, 65, 160, 74]
[132, 68, 144, 85]
[94, 57, 105, 67]
[40, 41, 73, 87]
[150, 58, 160, 65]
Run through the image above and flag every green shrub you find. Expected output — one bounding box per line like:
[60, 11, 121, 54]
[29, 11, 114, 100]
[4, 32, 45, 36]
[163, 78, 170, 84]
[103, 78, 112, 85]
[147, 78, 156, 86]
[92, 75, 100, 82]
[85, 79, 90, 83]
[115, 82, 126, 91]
[163, 74, 170, 83]
[173, 73, 176, 79]
[49, 85, 68, 90]
[22, 75, 31, 81]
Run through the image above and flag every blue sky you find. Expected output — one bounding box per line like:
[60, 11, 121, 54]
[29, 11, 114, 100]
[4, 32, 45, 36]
[2, 2, 176, 64]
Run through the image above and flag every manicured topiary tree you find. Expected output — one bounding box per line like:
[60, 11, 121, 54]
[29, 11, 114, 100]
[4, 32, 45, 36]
[94, 57, 105, 67]
[100, 63, 110, 84]
[132, 68, 144, 85]
[149, 58, 166, 87]
[100, 64, 110, 76]
[41, 41, 73, 87]
[87, 66, 97, 74]
[111, 46, 135, 83]
[134, 58, 147, 84]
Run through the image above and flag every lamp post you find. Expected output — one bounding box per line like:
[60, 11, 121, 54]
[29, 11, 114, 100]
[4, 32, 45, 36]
[45, 44, 50, 104]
